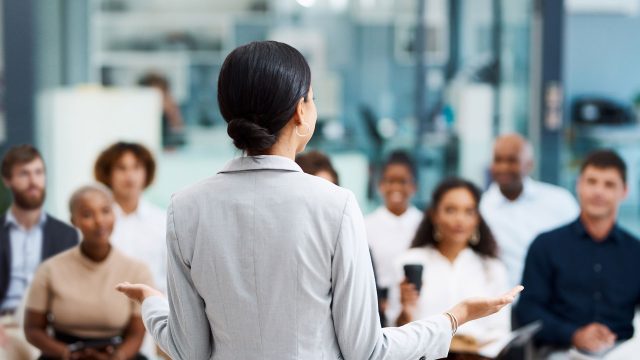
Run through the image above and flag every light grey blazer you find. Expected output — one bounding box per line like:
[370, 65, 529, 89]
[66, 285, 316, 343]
[141, 155, 452, 359]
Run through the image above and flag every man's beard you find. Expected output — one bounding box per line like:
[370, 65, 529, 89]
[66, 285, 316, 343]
[12, 186, 46, 210]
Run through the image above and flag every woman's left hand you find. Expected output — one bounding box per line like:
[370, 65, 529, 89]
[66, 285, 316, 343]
[116, 282, 164, 304]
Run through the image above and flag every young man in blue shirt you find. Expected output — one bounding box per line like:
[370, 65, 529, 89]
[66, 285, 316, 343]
[516, 149, 640, 356]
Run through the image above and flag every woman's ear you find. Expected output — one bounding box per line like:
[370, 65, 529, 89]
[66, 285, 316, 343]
[294, 97, 305, 125]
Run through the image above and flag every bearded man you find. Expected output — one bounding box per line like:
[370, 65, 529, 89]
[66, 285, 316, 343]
[0, 145, 78, 359]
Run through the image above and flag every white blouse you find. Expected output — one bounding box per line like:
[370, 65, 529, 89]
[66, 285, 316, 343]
[387, 246, 511, 343]
[365, 206, 423, 289]
[111, 200, 167, 293]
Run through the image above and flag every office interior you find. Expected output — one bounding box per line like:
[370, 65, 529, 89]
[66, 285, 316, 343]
[0, 0, 640, 358]
[3, 0, 640, 359]
[2, 1, 640, 240]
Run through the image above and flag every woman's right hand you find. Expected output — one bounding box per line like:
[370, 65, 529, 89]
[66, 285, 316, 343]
[116, 282, 164, 305]
[448, 286, 523, 327]
[399, 279, 419, 315]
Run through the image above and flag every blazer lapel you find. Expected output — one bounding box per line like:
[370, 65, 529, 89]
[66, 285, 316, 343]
[0, 215, 11, 303]
[40, 215, 52, 261]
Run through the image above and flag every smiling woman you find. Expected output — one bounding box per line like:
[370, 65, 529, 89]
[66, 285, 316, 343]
[23, 184, 154, 360]
[385, 178, 510, 359]
[366, 150, 421, 294]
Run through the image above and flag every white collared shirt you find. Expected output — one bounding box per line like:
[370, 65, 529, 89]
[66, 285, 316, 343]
[480, 177, 579, 287]
[365, 206, 423, 289]
[111, 200, 167, 293]
[387, 247, 511, 343]
[1, 211, 46, 311]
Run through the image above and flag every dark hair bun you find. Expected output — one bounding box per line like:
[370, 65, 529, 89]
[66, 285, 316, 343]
[218, 41, 311, 153]
[227, 118, 277, 151]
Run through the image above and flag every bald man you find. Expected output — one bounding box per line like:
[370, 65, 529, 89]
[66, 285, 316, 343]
[480, 134, 579, 287]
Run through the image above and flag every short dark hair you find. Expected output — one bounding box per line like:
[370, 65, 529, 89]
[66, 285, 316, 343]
[580, 149, 627, 184]
[380, 150, 417, 182]
[412, 178, 498, 258]
[296, 151, 339, 185]
[138, 72, 169, 91]
[1, 144, 43, 179]
[94, 142, 156, 189]
[218, 41, 312, 153]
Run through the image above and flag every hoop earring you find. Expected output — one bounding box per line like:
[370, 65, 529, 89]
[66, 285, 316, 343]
[470, 229, 480, 245]
[434, 228, 442, 242]
[295, 122, 311, 137]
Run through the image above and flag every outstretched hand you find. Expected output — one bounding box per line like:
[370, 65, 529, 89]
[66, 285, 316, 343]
[116, 282, 164, 305]
[448, 286, 524, 326]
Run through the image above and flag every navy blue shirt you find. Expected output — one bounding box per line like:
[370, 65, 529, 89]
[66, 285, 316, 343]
[515, 218, 640, 347]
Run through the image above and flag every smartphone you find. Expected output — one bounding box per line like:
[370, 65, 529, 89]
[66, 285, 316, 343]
[403, 264, 424, 294]
[377, 287, 389, 301]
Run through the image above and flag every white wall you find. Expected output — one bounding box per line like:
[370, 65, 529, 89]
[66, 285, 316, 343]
[37, 87, 162, 219]
[455, 84, 494, 186]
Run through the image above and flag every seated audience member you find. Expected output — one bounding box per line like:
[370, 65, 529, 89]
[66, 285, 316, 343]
[0, 145, 78, 360]
[24, 184, 154, 360]
[389, 178, 510, 348]
[480, 133, 579, 287]
[94, 142, 167, 295]
[366, 151, 422, 291]
[295, 150, 340, 185]
[366, 151, 423, 326]
[516, 150, 640, 356]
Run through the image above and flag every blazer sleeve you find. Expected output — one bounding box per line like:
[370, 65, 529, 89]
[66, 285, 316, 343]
[331, 192, 452, 360]
[141, 200, 213, 360]
[42, 217, 79, 260]
[63, 224, 80, 248]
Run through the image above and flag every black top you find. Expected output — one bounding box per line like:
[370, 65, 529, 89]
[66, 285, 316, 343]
[515, 217, 640, 347]
[0, 212, 79, 306]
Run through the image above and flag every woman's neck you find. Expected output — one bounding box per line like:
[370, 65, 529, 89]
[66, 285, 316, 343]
[387, 205, 409, 217]
[80, 241, 111, 262]
[252, 124, 300, 160]
[116, 196, 139, 215]
[437, 241, 468, 263]
[260, 141, 297, 160]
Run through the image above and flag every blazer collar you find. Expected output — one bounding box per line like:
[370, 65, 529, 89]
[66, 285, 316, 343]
[219, 155, 303, 174]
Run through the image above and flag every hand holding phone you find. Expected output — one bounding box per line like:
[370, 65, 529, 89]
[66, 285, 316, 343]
[403, 264, 423, 294]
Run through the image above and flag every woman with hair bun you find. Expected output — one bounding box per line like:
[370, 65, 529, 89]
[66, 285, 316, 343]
[117, 41, 522, 360]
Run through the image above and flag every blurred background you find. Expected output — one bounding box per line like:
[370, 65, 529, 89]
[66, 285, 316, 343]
[1, 0, 640, 231]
